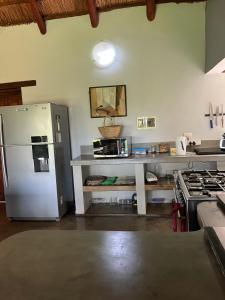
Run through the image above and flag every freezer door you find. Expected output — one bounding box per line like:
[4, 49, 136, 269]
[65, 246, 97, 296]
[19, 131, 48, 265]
[4, 144, 59, 219]
[0, 103, 54, 145]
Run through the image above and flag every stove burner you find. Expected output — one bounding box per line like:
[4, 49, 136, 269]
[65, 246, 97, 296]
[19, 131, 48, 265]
[187, 182, 202, 187]
[189, 190, 210, 196]
[188, 186, 203, 191]
[204, 178, 221, 184]
[181, 170, 225, 195]
[187, 179, 202, 183]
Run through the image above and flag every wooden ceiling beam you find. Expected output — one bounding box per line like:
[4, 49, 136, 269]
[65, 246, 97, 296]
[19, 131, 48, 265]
[87, 0, 99, 28]
[42, 1, 205, 22]
[0, 0, 207, 9]
[0, 0, 206, 27]
[146, 0, 156, 21]
[0, 0, 30, 7]
[29, 0, 46, 34]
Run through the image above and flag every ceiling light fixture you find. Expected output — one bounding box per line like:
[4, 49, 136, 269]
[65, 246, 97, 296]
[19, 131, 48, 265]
[92, 41, 116, 68]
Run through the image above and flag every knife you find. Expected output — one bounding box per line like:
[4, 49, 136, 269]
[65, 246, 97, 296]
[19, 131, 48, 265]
[209, 102, 214, 129]
[222, 104, 224, 128]
[216, 105, 219, 126]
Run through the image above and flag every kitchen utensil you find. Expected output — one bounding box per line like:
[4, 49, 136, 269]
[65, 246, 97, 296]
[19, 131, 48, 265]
[176, 136, 187, 155]
[170, 147, 176, 155]
[216, 105, 219, 126]
[146, 172, 158, 183]
[222, 104, 224, 128]
[209, 102, 214, 128]
[220, 133, 225, 149]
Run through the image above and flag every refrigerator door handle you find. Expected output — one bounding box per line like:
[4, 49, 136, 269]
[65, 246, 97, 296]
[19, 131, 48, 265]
[4, 142, 55, 147]
[0, 115, 8, 188]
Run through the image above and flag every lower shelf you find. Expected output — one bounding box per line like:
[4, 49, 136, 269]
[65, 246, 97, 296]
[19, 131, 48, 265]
[145, 177, 175, 190]
[83, 177, 175, 192]
[83, 185, 136, 192]
[85, 203, 172, 217]
[86, 203, 137, 216]
[146, 203, 172, 217]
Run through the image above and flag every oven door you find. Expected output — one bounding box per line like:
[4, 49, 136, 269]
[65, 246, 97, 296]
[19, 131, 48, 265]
[173, 181, 187, 232]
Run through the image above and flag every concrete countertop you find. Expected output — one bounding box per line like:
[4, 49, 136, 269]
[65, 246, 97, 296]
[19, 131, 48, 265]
[71, 152, 225, 166]
[0, 230, 224, 300]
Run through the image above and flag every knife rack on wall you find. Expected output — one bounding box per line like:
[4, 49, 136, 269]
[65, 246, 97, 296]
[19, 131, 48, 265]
[204, 114, 224, 116]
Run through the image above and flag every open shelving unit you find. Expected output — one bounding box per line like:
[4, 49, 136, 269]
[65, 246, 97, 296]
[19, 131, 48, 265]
[72, 158, 178, 215]
[82, 177, 175, 216]
[71, 151, 225, 215]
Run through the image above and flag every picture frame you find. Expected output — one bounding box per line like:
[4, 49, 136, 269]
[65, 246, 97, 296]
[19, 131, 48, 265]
[89, 85, 127, 118]
[137, 117, 156, 129]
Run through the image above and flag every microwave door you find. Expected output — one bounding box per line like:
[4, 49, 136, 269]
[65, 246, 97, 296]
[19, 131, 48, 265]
[117, 140, 120, 156]
[93, 139, 121, 157]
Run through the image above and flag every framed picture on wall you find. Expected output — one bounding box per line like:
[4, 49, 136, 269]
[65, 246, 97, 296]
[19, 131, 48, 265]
[137, 117, 156, 129]
[89, 85, 127, 118]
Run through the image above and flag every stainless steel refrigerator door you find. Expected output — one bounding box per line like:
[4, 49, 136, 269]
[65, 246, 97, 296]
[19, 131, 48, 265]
[4, 144, 59, 219]
[0, 104, 54, 145]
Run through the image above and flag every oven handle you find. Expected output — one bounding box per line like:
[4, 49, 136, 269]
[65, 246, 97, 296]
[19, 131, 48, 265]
[0, 115, 8, 188]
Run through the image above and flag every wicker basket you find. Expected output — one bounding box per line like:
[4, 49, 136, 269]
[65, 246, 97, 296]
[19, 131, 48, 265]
[98, 125, 122, 139]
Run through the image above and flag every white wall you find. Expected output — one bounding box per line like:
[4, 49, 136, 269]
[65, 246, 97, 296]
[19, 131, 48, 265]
[0, 3, 225, 157]
[206, 0, 225, 72]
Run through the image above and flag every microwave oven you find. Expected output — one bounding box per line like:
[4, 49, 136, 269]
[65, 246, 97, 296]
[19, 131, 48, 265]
[93, 137, 132, 158]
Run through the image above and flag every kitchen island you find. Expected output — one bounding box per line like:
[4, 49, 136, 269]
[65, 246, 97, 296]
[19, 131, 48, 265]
[71, 152, 225, 215]
[0, 229, 224, 300]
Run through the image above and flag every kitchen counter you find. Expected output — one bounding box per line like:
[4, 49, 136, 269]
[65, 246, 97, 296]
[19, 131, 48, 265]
[71, 152, 225, 166]
[0, 230, 224, 300]
[71, 152, 225, 215]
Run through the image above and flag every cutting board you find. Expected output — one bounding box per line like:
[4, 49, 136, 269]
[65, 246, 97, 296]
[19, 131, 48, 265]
[195, 148, 225, 155]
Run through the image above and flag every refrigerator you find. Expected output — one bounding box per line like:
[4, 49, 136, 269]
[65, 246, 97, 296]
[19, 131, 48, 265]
[0, 103, 74, 221]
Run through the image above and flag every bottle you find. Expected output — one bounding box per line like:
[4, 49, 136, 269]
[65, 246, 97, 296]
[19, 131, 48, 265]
[132, 193, 137, 206]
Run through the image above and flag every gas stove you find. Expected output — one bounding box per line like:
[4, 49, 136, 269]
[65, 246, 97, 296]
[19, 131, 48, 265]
[178, 170, 225, 200]
[175, 170, 225, 231]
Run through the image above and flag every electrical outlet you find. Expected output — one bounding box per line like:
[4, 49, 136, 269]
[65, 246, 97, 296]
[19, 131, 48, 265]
[183, 132, 193, 143]
[194, 139, 201, 146]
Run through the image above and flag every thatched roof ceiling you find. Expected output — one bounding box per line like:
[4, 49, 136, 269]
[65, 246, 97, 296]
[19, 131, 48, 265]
[0, 0, 205, 34]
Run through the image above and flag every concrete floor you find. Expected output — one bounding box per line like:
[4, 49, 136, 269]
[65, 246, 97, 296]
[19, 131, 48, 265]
[1, 204, 225, 300]
[0, 203, 172, 242]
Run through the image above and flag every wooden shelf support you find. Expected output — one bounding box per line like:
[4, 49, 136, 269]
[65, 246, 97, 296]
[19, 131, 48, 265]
[30, 0, 46, 35]
[146, 0, 156, 21]
[87, 0, 99, 28]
